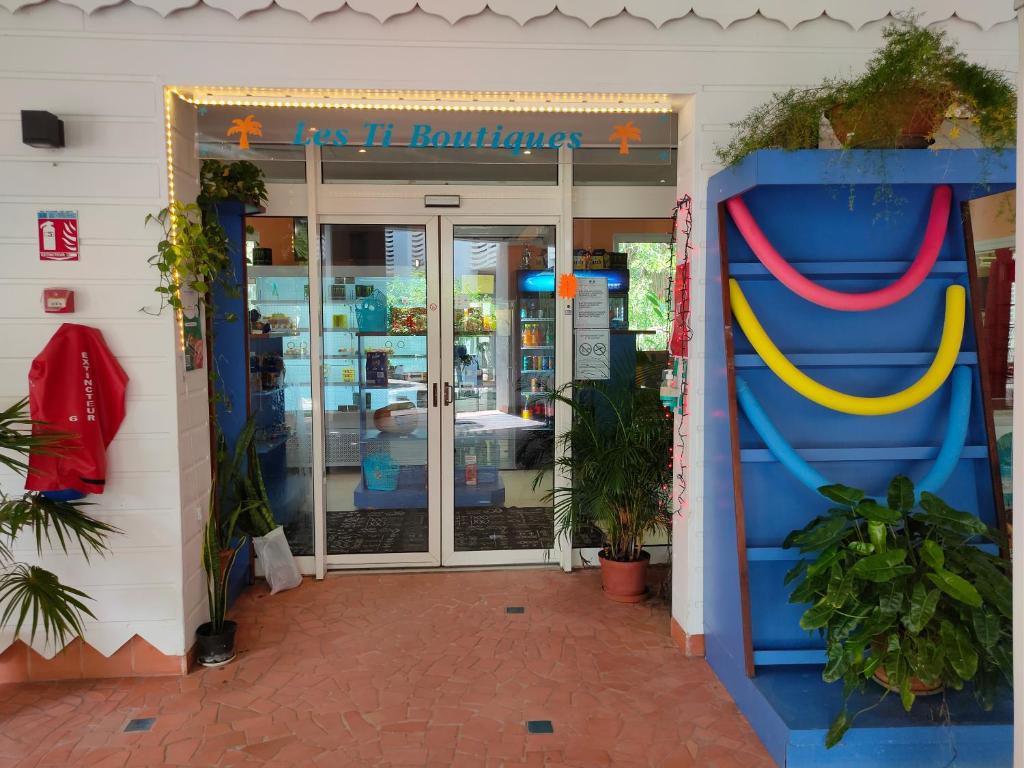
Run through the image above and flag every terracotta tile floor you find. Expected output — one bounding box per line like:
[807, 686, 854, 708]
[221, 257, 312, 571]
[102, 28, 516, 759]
[0, 568, 772, 767]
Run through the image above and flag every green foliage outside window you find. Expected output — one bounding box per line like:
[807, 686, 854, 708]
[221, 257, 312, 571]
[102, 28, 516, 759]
[622, 240, 671, 351]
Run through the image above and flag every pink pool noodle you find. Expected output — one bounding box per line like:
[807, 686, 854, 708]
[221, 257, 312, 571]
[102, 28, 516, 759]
[726, 184, 951, 311]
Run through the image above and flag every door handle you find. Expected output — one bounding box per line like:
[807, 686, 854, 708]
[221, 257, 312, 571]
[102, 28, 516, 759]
[443, 381, 453, 406]
[433, 382, 439, 407]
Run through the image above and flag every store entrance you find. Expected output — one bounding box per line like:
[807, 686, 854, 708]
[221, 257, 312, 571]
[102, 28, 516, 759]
[313, 216, 559, 568]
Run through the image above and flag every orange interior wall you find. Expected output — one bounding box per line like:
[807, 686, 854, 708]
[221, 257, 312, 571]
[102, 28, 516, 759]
[247, 217, 298, 265]
[573, 218, 672, 251]
[968, 191, 1015, 243]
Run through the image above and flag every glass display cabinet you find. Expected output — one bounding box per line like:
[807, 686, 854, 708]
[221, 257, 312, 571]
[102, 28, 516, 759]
[247, 264, 315, 555]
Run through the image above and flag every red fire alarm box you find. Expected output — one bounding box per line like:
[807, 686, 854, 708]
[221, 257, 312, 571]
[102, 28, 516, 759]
[43, 288, 75, 313]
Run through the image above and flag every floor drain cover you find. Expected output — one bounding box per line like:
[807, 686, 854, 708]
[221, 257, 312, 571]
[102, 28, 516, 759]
[124, 718, 156, 733]
[506, 606, 525, 614]
[527, 720, 554, 734]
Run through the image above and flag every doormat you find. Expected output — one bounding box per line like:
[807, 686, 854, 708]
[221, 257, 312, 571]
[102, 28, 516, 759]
[327, 508, 429, 555]
[453, 507, 554, 551]
[322, 506, 591, 554]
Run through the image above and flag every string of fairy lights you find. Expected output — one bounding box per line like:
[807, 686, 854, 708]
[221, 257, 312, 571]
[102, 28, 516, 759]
[168, 86, 672, 114]
[162, 86, 673, 352]
[164, 88, 186, 354]
[669, 195, 694, 516]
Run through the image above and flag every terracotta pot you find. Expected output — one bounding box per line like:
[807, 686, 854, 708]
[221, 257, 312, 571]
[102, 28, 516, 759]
[869, 640, 943, 696]
[872, 664, 943, 696]
[828, 87, 946, 149]
[598, 550, 650, 603]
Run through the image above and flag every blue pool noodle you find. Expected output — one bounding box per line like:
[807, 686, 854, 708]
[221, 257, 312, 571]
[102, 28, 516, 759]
[735, 366, 971, 501]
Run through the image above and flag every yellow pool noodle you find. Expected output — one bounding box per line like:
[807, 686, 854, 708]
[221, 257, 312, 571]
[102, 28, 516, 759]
[729, 279, 965, 416]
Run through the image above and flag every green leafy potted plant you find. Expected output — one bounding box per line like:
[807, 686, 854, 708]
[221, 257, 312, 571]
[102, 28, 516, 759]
[716, 17, 1016, 166]
[784, 476, 1011, 747]
[146, 159, 268, 318]
[541, 383, 672, 602]
[199, 159, 268, 213]
[0, 399, 121, 646]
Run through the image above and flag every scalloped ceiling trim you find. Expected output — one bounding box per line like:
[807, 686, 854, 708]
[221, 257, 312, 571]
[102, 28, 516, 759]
[0, 1, 1015, 29]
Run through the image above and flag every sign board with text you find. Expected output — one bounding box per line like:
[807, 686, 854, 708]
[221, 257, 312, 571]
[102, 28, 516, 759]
[38, 210, 79, 261]
[573, 277, 609, 330]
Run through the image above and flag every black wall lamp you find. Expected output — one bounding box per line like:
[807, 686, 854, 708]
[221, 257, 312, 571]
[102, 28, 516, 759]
[21, 110, 65, 148]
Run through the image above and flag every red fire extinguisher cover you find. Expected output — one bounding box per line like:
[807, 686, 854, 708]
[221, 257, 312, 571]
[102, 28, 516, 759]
[25, 323, 128, 496]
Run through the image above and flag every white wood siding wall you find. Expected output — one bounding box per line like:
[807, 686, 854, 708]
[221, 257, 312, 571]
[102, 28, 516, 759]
[0, 70, 187, 657]
[0, 2, 1015, 650]
[168, 95, 212, 651]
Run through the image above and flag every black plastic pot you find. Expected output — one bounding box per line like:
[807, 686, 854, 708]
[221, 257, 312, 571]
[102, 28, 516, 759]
[196, 620, 237, 667]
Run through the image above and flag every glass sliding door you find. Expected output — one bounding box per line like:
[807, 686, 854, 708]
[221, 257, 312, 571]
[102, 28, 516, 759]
[441, 221, 558, 565]
[319, 220, 440, 565]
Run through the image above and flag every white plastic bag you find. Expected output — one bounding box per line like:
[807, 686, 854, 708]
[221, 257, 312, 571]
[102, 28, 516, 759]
[253, 526, 302, 595]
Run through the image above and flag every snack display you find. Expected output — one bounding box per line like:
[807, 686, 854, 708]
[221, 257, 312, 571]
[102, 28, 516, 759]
[390, 306, 427, 334]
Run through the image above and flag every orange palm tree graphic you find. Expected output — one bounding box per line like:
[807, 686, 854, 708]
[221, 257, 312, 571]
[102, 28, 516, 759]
[609, 121, 642, 155]
[227, 115, 263, 150]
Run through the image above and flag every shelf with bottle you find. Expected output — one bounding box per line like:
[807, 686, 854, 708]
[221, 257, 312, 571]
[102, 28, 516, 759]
[520, 352, 555, 372]
[519, 323, 554, 348]
[519, 397, 554, 424]
[519, 298, 553, 318]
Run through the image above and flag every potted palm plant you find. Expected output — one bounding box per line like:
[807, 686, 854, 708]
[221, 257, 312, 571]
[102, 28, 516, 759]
[784, 476, 1011, 747]
[541, 383, 672, 602]
[0, 398, 121, 646]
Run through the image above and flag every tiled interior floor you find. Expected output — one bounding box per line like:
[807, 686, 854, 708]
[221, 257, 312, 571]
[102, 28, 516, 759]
[0, 568, 772, 767]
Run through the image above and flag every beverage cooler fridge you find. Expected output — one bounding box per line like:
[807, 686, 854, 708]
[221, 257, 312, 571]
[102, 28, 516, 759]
[514, 270, 556, 428]
[515, 265, 631, 403]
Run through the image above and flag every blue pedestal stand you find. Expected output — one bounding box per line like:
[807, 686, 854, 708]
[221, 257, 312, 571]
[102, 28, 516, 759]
[212, 199, 252, 607]
[703, 150, 1014, 767]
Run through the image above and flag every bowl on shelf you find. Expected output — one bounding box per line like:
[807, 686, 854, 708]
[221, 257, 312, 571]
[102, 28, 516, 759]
[373, 401, 425, 435]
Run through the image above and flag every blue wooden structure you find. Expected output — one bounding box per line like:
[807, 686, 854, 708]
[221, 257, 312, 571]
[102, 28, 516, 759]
[703, 149, 1014, 766]
[213, 199, 253, 606]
